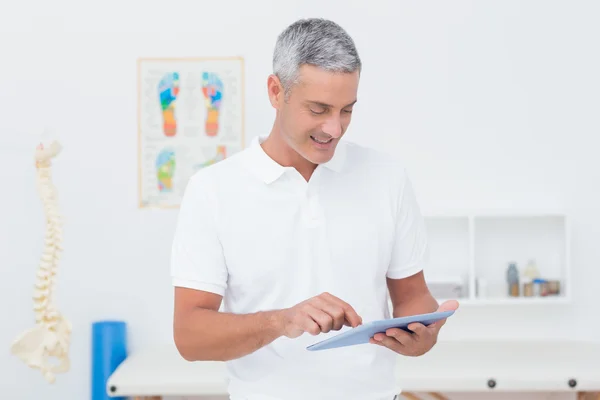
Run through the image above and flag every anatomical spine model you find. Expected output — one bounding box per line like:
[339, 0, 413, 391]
[11, 141, 72, 383]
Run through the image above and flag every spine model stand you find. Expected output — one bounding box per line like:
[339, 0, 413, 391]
[11, 141, 72, 383]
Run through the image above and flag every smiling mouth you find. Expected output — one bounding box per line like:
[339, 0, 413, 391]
[310, 136, 333, 144]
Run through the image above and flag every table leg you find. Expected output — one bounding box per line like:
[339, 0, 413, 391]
[577, 392, 600, 400]
[400, 393, 423, 400]
[400, 393, 448, 400]
[428, 393, 450, 400]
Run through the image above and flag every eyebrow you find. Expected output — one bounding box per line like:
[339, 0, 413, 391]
[306, 99, 357, 108]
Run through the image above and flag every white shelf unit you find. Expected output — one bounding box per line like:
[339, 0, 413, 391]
[422, 212, 570, 305]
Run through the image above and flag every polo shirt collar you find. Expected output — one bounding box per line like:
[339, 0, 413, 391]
[248, 135, 346, 184]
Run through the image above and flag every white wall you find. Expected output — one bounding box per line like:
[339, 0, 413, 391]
[1, 0, 599, 399]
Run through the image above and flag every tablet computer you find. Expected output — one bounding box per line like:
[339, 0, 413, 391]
[306, 310, 455, 351]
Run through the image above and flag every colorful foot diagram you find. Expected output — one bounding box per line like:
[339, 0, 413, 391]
[156, 148, 176, 192]
[194, 146, 226, 170]
[158, 72, 180, 137]
[201, 72, 223, 137]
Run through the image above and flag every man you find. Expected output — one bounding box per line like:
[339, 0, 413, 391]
[171, 18, 459, 400]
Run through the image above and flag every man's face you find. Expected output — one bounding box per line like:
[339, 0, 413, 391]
[273, 65, 359, 165]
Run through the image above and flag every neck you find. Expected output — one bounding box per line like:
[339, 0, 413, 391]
[260, 125, 317, 181]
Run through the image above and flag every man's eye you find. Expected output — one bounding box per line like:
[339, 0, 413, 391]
[310, 108, 326, 115]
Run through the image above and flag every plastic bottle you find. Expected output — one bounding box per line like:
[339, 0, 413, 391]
[523, 259, 540, 280]
[507, 262, 520, 297]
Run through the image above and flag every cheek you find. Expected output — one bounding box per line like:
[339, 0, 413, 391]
[281, 105, 320, 138]
[342, 113, 353, 128]
[295, 116, 320, 137]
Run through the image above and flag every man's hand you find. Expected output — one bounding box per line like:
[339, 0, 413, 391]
[276, 292, 363, 338]
[369, 299, 459, 357]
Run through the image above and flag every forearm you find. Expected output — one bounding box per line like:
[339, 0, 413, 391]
[175, 307, 283, 362]
[392, 292, 438, 318]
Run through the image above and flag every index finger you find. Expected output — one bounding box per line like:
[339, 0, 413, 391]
[407, 322, 427, 334]
[321, 292, 362, 327]
[425, 318, 446, 331]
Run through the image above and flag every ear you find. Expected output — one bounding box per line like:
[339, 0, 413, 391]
[267, 74, 283, 109]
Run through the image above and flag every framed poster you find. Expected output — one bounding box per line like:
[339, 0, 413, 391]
[137, 57, 245, 208]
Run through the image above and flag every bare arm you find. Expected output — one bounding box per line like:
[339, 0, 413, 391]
[173, 288, 362, 362]
[173, 287, 283, 362]
[387, 270, 438, 318]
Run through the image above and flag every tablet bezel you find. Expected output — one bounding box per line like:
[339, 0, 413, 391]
[306, 310, 455, 351]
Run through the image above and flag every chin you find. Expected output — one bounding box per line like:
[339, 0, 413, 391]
[295, 139, 337, 165]
[305, 151, 333, 165]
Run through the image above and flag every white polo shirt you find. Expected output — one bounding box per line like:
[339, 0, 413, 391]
[171, 135, 428, 400]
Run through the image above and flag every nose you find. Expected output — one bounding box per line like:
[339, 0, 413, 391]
[321, 116, 343, 139]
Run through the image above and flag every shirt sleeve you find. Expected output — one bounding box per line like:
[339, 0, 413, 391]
[386, 170, 429, 279]
[170, 173, 228, 296]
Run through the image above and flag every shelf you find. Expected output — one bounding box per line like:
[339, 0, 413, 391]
[422, 212, 570, 305]
[423, 216, 471, 300]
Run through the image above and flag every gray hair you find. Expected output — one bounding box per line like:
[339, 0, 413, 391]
[273, 18, 361, 97]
